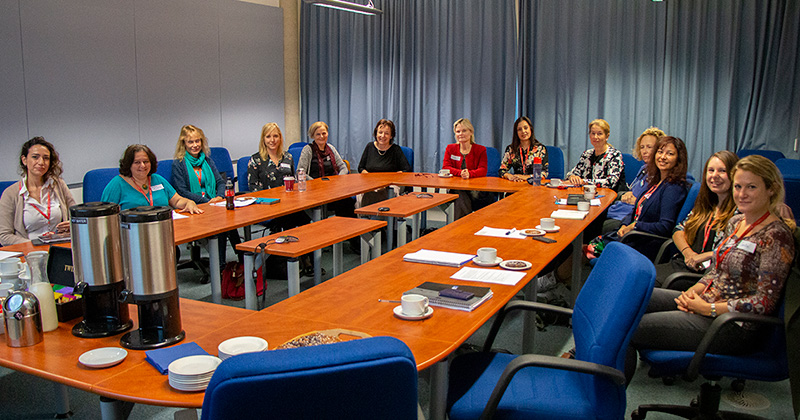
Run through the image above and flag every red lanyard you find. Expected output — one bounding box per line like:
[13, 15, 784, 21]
[194, 167, 205, 197]
[133, 178, 153, 206]
[634, 182, 660, 221]
[714, 211, 770, 270]
[519, 147, 529, 174]
[701, 217, 714, 251]
[21, 181, 51, 222]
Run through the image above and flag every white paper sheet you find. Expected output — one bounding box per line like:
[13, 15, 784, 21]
[172, 211, 189, 219]
[550, 209, 587, 220]
[474, 226, 527, 239]
[403, 249, 476, 267]
[450, 267, 526, 286]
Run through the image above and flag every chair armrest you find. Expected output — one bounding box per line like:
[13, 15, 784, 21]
[654, 239, 675, 264]
[479, 354, 625, 420]
[620, 230, 669, 245]
[483, 300, 573, 351]
[684, 311, 783, 381]
[661, 272, 703, 290]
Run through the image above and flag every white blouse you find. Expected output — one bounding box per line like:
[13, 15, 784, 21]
[20, 177, 63, 240]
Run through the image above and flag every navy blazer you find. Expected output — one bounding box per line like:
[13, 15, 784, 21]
[622, 180, 688, 237]
[171, 156, 226, 204]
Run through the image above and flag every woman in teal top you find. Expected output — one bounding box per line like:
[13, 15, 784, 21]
[102, 144, 202, 213]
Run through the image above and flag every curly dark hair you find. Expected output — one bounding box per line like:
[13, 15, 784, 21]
[19, 137, 62, 181]
[119, 144, 158, 177]
[646, 136, 687, 185]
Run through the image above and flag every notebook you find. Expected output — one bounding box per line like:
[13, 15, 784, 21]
[403, 282, 493, 312]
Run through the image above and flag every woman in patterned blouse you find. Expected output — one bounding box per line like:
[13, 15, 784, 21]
[566, 119, 625, 191]
[630, 155, 795, 363]
[498, 116, 549, 182]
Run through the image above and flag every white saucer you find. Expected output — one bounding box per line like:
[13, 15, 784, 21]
[535, 225, 560, 233]
[500, 260, 533, 271]
[472, 256, 502, 267]
[520, 228, 545, 237]
[218, 336, 269, 360]
[168, 355, 222, 377]
[79, 347, 128, 369]
[393, 305, 434, 321]
[438, 173, 453, 178]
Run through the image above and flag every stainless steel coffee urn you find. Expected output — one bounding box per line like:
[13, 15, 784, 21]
[3, 291, 44, 347]
[70, 202, 133, 337]
[118, 206, 184, 350]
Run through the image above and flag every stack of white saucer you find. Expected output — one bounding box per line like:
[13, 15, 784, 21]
[217, 336, 269, 360]
[167, 355, 222, 391]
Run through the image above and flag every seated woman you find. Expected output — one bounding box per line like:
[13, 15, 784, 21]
[627, 155, 795, 380]
[442, 118, 491, 220]
[247, 123, 311, 232]
[609, 136, 689, 260]
[101, 144, 202, 213]
[604, 126, 665, 225]
[172, 125, 241, 270]
[498, 116, 549, 182]
[0, 137, 76, 245]
[654, 151, 738, 287]
[357, 119, 412, 207]
[297, 121, 355, 219]
[566, 118, 625, 191]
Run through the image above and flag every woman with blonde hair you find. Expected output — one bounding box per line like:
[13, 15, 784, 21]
[441, 118, 491, 219]
[566, 119, 625, 191]
[605, 126, 665, 223]
[248, 123, 296, 192]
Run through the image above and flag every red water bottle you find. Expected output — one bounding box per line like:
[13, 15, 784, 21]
[225, 179, 235, 210]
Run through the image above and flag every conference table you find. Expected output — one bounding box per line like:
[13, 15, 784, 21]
[0, 173, 615, 419]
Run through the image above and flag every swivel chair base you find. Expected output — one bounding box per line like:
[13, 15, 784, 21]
[632, 381, 770, 420]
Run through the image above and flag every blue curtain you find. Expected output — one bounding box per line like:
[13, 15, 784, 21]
[519, 0, 800, 176]
[301, 0, 517, 172]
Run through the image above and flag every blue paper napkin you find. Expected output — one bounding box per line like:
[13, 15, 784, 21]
[145, 342, 210, 375]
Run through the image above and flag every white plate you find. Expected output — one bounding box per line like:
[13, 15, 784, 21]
[520, 228, 546, 237]
[500, 260, 533, 271]
[393, 305, 434, 321]
[535, 225, 560, 233]
[79, 347, 128, 369]
[168, 355, 222, 377]
[438, 173, 453, 178]
[218, 336, 269, 359]
[472, 256, 502, 267]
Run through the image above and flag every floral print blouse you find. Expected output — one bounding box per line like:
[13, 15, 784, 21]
[247, 152, 295, 191]
[498, 142, 549, 178]
[566, 146, 624, 190]
[697, 214, 794, 316]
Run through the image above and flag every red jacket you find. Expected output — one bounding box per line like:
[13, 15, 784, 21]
[442, 143, 487, 178]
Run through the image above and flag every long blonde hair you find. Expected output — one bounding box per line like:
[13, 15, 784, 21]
[731, 155, 796, 230]
[683, 151, 738, 244]
[258, 123, 284, 161]
[174, 125, 210, 160]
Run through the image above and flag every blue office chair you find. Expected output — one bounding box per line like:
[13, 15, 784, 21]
[287, 142, 306, 171]
[0, 181, 16, 195]
[155, 159, 174, 183]
[237, 156, 250, 193]
[82, 168, 119, 203]
[210, 147, 235, 183]
[777, 158, 800, 180]
[485, 146, 501, 177]
[545, 145, 565, 179]
[622, 153, 644, 186]
[737, 149, 786, 163]
[202, 336, 419, 420]
[400, 146, 414, 171]
[784, 178, 800, 224]
[447, 242, 655, 420]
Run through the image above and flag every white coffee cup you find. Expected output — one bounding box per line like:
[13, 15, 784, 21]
[583, 184, 596, 199]
[477, 247, 497, 263]
[0, 258, 23, 276]
[401, 294, 429, 316]
[577, 201, 590, 211]
[439, 169, 450, 177]
[549, 178, 562, 187]
[540, 218, 556, 230]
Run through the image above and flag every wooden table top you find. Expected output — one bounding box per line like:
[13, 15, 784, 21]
[355, 192, 458, 218]
[236, 216, 386, 257]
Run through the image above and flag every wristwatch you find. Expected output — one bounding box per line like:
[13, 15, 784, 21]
[710, 303, 717, 318]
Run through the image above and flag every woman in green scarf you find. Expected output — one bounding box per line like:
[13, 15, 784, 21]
[172, 125, 241, 277]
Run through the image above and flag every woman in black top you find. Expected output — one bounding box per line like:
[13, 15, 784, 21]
[357, 119, 412, 207]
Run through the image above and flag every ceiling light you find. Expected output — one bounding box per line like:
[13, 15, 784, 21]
[304, 0, 382, 15]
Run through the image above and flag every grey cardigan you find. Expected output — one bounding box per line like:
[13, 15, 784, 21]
[0, 178, 76, 245]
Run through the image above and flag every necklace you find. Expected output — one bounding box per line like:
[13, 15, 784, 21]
[375, 142, 388, 156]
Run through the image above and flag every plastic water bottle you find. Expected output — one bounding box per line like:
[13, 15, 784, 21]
[296, 168, 307, 192]
[530, 156, 542, 186]
[225, 179, 235, 210]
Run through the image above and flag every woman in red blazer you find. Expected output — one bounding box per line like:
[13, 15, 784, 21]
[442, 118, 492, 219]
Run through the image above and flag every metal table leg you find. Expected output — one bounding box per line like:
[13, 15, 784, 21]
[397, 217, 408, 247]
[287, 258, 300, 296]
[386, 216, 395, 251]
[411, 213, 420, 240]
[53, 383, 72, 418]
[360, 233, 370, 265]
[207, 237, 221, 304]
[372, 231, 382, 259]
[99, 397, 133, 420]
[243, 252, 257, 310]
[443, 202, 454, 224]
[571, 232, 584, 306]
[522, 275, 539, 354]
[332, 242, 343, 276]
[429, 357, 449, 420]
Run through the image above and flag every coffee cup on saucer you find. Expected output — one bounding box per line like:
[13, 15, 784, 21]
[583, 184, 596, 199]
[401, 294, 429, 316]
[540, 218, 556, 231]
[549, 178, 562, 187]
[439, 169, 450, 177]
[0, 258, 23, 277]
[476, 247, 497, 264]
[577, 201, 590, 211]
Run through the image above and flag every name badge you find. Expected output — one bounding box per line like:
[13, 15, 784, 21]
[280, 163, 291, 169]
[737, 241, 756, 253]
[151, 184, 165, 192]
[451, 155, 462, 161]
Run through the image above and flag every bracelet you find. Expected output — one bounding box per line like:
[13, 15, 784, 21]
[680, 246, 690, 254]
[710, 302, 717, 318]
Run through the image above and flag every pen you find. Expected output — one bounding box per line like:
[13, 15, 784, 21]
[505, 228, 516, 236]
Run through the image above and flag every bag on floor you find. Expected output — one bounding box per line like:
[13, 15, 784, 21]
[221, 261, 264, 301]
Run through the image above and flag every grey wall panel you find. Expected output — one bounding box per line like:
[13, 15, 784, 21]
[0, 0, 32, 182]
[134, 0, 223, 162]
[218, 1, 284, 161]
[19, 0, 139, 184]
